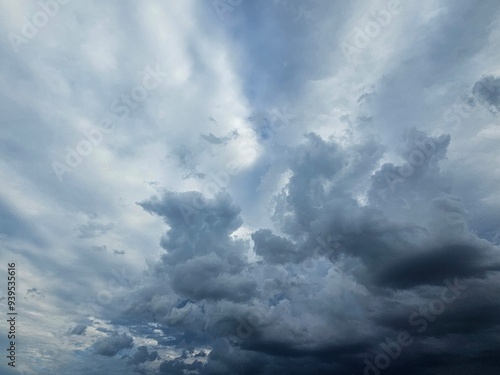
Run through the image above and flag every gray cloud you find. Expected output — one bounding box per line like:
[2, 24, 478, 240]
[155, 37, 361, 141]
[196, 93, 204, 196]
[121, 127, 500, 374]
[92, 332, 134, 357]
[2, 0, 500, 374]
[472, 74, 500, 114]
[251, 229, 302, 264]
[77, 218, 114, 239]
[127, 345, 158, 366]
[70, 324, 87, 336]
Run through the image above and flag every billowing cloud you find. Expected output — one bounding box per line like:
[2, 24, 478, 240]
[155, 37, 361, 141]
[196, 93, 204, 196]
[1, 0, 500, 374]
[117, 126, 500, 374]
[472, 75, 500, 114]
[92, 332, 134, 357]
[127, 345, 158, 365]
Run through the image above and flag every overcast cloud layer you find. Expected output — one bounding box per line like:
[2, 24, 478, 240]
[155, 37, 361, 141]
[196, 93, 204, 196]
[1, 0, 500, 374]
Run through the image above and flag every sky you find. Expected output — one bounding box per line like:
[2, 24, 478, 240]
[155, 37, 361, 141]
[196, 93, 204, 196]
[1, 0, 500, 374]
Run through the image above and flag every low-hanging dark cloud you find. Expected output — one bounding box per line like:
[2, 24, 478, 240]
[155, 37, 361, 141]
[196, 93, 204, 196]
[92, 332, 134, 357]
[106, 126, 500, 374]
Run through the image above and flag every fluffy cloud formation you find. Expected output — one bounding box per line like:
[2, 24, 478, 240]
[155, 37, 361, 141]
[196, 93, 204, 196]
[472, 75, 500, 114]
[127, 345, 158, 366]
[93, 332, 134, 357]
[120, 126, 500, 374]
[1, 0, 500, 374]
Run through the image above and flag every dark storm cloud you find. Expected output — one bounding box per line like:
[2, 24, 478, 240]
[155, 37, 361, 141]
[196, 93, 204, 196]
[138, 191, 245, 264]
[252, 229, 302, 264]
[136, 191, 259, 303]
[92, 332, 134, 357]
[373, 242, 500, 289]
[125, 128, 500, 374]
[139, 191, 241, 237]
[158, 358, 203, 374]
[127, 345, 158, 365]
[271, 132, 346, 235]
[170, 253, 257, 302]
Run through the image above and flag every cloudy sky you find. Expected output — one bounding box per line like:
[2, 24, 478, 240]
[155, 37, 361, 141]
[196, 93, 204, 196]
[1, 0, 500, 374]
